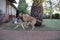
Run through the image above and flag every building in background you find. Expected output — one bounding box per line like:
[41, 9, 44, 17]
[0, 0, 17, 23]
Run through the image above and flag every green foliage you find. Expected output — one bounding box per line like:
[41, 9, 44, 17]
[18, 0, 28, 14]
[55, 13, 60, 19]
[52, 13, 60, 19]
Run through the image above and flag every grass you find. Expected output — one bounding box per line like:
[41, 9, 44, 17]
[1, 19, 60, 31]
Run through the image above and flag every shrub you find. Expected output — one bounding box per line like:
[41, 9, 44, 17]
[54, 13, 60, 19]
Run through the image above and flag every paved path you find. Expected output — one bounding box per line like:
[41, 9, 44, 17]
[0, 30, 60, 40]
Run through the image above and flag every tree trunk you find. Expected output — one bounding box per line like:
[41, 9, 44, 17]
[31, 1, 43, 26]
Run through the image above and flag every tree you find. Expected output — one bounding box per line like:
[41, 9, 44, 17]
[43, 0, 53, 19]
[48, 0, 59, 19]
[31, 0, 44, 26]
[18, 0, 28, 14]
[56, 1, 60, 11]
[43, 0, 59, 19]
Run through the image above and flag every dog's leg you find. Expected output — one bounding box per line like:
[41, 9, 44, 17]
[21, 23, 25, 29]
[14, 25, 19, 29]
[24, 22, 28, 28]
[31, 25, 35, 31]
[30, 21, 36, 31]
[25, 22, 30, 28]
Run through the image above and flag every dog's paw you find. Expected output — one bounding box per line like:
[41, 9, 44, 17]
[14, 25, 19, 29]
[23, 27, 25, 30]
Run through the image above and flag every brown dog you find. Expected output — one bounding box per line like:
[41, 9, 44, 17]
[19, 13, 41, 30]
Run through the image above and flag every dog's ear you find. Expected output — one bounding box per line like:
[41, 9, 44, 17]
[19, 13, 23, 17]
[21, 13, 23, 16]
[19, 13, 21, 17]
